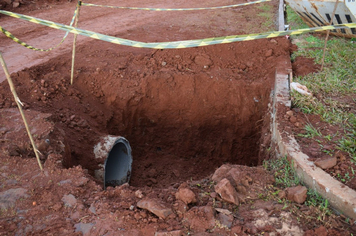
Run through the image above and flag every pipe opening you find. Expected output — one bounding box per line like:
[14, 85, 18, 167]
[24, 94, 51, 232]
[104, 139, 132, 188]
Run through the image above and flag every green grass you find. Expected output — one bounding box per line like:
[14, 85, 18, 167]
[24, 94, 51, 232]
[256, 4, 274, 29]
[287, 5, 356, 163]
[264, 155, 333, 219]
[263, 155, 301, 187]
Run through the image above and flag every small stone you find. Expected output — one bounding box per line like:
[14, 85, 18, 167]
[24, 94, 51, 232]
[216, 205, 234, 213]
[265, 49, 273, 57]
[183, 206, 215, 231]
[61, 194, 77, 207]
[13, 1, 20, 8]
[294, 122, 301, 127]
[278, 190, 286, 199]
[175, 187, 196, 205]
[135, 190, 144, 199]
[212, 165, 232, 182]
[70, 211, 80, 220]
[0, 188, 29, 210]
[217, 212, 234, 228]
[194, 54, 213, 67]
[336, 152, 346, 162]
[286, 110, 294, 117]
[137, 198, 173, 219]
[236, 185, 247, 194]
[89, 204, 96, 214]
[286, 186, 307, 204]
[74, 223, 94, 235]
[161, 61, 167, 66]
[289, 116, 297, 123]
[214, 178, 239, 205]
[74, 177, 89, 187]
[315, 157, 337, 169]
[154, 230, 183, 236]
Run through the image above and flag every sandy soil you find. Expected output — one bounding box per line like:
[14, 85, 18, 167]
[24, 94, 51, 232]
[0, 0, 355, 235]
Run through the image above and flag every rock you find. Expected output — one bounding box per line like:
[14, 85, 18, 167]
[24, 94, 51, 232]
[217, 212, 234, 228]
[289, 116, 297, 123]
[137, 198, 173, 219]
[236, 185, 247, 194]
[61, 194, 77, 207]
[212, 165, 232, 182]
[215, 208, 232, 215]
[231, 226, 242, 234]
[175, 187, 196, 205]
[70, 211, 80, 220]
[336, 151, 346, 162]
[286, 186, 307, 204]
[89, 204, 96, 214]
[12, 1, 20, 8]
[173, 200, 188, 217]
[154, 230, 183, 236]
[59, 179, 72, 185]
[0, 188, 29, 210]
[286, 110, 294, 117]
[265, 49, 273, 57]
[315, 157, 337, 169]
[194, 55, 213, 67]
[214, 178, 239, 205]
[183, 206, 215, 232]
[135, 190, 144, 199]
[74, 223, 94, 235]
[74, 177, 89, 187]
[278, 190, 286, 199]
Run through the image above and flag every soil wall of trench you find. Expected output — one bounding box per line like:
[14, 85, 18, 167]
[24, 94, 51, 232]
[0, 38, 293, 188]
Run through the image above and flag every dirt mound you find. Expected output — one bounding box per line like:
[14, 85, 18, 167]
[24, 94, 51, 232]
[292, 56, 320, 77]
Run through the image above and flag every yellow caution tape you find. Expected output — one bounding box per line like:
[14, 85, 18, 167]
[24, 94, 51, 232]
[0, 9, 355, 50]
[81, 0, 271, 11]
[0, 3, 80, 52]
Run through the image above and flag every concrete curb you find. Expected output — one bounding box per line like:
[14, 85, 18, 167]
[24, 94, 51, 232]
[272, 71, 356, 220]
[273, 0, 356, 220]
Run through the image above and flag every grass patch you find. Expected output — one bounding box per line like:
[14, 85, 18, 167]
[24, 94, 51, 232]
[256, 4, 274, 29]
[287, 5, 356, 163]
[263, 155, 301, 188]
[264, 156, 334, 222]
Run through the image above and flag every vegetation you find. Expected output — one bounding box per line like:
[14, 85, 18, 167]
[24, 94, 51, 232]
[287, 5, 356, 181]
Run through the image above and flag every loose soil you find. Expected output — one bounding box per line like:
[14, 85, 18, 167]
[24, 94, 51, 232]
[0, 0, 355, 235]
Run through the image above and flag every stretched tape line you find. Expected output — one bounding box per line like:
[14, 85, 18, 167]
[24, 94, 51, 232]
[0, 4, 80, 51]
[81, 0, 271, 11]
[0, 10, 355, 50]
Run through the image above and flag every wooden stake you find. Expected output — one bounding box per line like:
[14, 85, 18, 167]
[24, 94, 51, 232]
[71, 1, 82, 85]
[0, 52, 43, 170]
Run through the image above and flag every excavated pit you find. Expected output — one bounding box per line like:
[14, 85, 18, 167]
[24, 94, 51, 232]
[0, 39, 292, 188]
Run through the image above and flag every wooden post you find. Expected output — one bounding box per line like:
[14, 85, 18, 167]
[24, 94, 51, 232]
[71, 0, 82, 85]
[0, 52, 43, 170]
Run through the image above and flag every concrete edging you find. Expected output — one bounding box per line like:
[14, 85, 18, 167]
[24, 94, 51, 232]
[272, 71, 356, 220]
